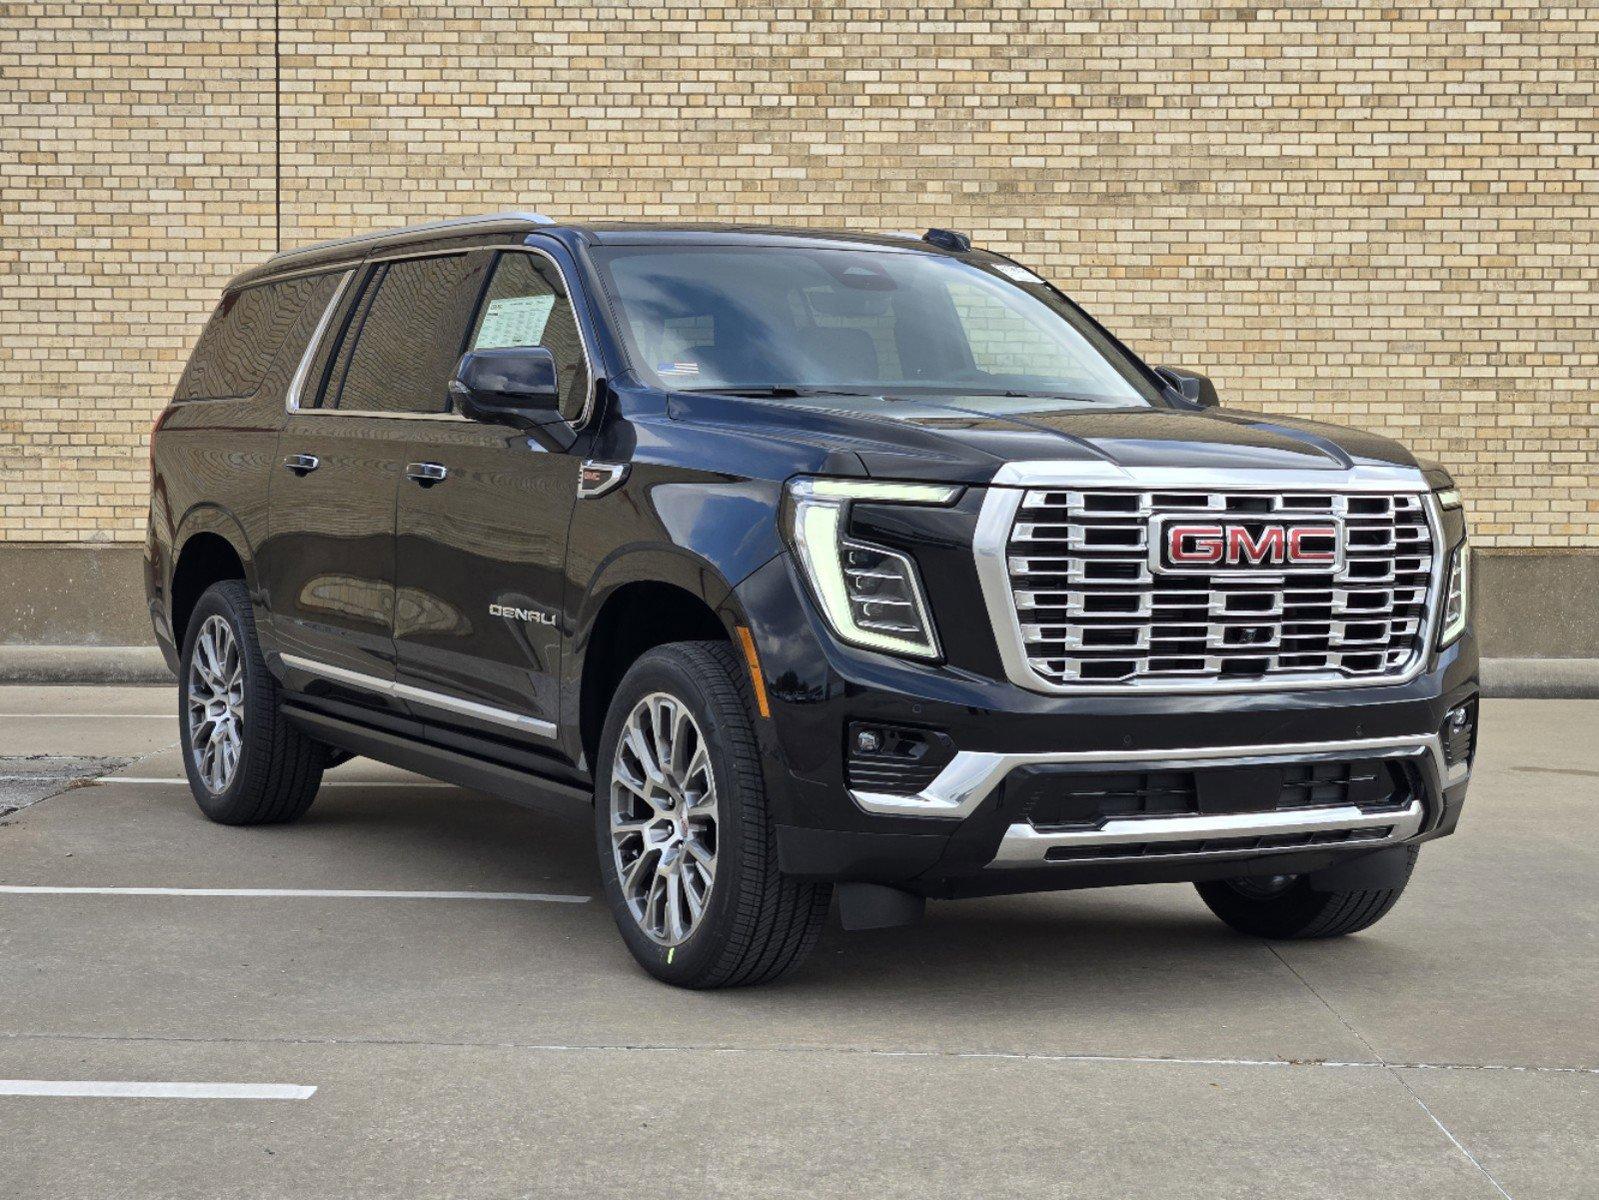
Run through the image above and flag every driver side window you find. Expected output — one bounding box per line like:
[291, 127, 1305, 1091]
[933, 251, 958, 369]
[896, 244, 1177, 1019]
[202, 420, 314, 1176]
[469, 251, 589, 422]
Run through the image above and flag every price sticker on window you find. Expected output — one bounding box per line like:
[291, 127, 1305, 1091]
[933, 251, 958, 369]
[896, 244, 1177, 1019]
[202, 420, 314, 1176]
[474, 294, 556, 349]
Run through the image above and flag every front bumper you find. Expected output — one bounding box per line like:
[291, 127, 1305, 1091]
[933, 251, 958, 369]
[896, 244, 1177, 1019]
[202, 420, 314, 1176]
[735, 552, 1478, 898]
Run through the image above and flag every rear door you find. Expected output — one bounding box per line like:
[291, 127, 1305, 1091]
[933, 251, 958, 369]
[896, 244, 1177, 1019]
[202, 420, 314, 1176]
[391, 247, 593, 745]
[262, 251, 492, 701]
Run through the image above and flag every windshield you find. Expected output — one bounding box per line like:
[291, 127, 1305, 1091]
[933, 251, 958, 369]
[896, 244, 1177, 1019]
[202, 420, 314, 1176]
[592, 245, 1160, 409]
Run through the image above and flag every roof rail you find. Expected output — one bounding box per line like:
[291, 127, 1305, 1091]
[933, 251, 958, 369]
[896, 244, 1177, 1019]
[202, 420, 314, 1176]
[265, 210, 559, 263]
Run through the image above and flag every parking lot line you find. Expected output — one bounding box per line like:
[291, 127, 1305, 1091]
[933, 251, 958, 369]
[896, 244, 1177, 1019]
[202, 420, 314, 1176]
[0, 1080, 315, 1100]
[96, 776, 455, 787]
[0, 885, 589, 903]
[8, 714, 175, 720]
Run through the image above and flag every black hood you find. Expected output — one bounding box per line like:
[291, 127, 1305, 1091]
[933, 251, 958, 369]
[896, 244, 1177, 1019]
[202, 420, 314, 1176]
[665, 390, 1422, 484]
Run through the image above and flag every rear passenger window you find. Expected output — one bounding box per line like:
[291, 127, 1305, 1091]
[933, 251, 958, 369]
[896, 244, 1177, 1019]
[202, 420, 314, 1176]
[468, 252, 589, 422]
[327, 254, 488, 415]
[176, 272, 341, 401]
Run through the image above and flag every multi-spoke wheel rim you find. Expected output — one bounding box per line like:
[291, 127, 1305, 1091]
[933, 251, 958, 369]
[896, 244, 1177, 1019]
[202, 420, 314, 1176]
[609, 692, 718, 947]
[187, 615, 244, 794]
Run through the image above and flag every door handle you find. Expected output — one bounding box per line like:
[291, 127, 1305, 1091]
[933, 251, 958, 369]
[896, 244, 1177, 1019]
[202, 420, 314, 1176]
[406, 461, 449, 487]
[282, 453, 320, 476]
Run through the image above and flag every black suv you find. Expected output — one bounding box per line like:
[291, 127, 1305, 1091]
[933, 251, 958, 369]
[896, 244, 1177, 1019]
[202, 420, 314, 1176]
[147, 212, 1477, 987]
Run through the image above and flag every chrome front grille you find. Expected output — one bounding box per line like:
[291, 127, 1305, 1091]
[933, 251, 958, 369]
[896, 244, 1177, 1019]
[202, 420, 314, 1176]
[1003, 487, 1436, 688]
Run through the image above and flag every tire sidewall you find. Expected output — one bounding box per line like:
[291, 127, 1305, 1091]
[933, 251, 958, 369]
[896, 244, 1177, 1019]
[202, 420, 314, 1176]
[593, 646, 754, 985]
[178, 583, 257, 821]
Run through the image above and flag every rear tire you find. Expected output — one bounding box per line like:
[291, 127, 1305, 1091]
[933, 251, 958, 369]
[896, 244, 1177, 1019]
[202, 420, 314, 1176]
[1194, 847, 1419, 939]
[594, 641, 830, 988]
[178, 580, 324, 826]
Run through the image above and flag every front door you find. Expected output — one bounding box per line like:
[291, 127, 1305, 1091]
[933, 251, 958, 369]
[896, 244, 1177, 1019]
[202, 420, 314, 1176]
[392, 248, 591, 744]
[263, 250, 493, 700]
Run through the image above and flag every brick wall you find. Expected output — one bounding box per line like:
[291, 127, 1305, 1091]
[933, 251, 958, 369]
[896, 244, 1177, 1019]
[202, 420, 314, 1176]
[3, 2, 1595, 548]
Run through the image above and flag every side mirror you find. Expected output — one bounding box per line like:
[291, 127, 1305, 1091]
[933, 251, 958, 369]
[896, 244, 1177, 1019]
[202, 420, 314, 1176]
[451, 346, 563, 431]
[1155, 366, 1220, 410]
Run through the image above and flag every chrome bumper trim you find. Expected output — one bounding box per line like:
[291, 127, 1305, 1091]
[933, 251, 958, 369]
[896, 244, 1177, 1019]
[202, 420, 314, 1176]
[849, 732, 1467, 820]
[989, 799, 1426, 869]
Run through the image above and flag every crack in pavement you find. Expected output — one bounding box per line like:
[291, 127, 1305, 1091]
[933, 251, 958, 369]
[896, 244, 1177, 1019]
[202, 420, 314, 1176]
[2, 1030, 1594, 1077]
[0, 734, 177, 817]
[0, 756, 132, 816]
[1268, 944, 1517, 1200]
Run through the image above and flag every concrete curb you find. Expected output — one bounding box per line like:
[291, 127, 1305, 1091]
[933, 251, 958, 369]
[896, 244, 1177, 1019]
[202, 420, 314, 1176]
[1479, 657, 1599, 699]
[0, 645, 1596, 698]
[0, 645, 173, 684]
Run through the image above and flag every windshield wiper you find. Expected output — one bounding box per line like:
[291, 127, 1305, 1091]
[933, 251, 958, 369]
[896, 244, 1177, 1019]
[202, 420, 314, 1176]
[991, 389, 1107, 403]
[678, 385, 882, 398]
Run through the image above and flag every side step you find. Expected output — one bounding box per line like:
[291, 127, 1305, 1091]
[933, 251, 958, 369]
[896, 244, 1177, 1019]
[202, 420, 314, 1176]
[284, 704, 592, 822]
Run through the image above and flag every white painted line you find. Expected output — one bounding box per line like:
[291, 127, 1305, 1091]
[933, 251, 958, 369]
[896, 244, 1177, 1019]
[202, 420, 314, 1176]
[99, 776, 455, 788]
[2, 713, 176, 723]
[0, 1080, 315, 1100]
[0, 885, 589, 903]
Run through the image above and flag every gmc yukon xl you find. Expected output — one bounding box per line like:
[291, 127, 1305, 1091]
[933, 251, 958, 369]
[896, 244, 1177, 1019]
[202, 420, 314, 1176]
[146, 213, 1477, 987]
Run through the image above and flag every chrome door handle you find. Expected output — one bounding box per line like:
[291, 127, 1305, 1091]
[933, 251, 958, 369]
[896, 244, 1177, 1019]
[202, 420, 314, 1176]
[282, 453, 320, 476]
[406, 461, 449, 486]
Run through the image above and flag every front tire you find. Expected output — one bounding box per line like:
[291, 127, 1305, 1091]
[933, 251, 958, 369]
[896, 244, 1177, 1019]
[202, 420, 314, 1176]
[178, 580, 324, 825]
[594, 641, 830, 988]
[1194, 847, 1420, 939]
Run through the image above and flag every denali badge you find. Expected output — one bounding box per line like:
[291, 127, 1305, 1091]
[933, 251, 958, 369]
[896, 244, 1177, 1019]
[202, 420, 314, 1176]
[1151, 517, 1343, 574]
[490, 602, 558, 626]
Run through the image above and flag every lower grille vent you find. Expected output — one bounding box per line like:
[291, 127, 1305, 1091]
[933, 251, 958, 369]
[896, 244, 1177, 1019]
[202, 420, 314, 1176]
[1021, 758, 1411, 831]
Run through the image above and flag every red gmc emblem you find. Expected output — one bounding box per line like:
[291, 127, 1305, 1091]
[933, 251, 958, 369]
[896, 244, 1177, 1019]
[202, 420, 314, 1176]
[1153, 518, 1343, 573]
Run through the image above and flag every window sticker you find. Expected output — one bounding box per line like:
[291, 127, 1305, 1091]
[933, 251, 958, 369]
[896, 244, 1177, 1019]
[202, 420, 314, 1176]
[473, 294, 556, 349]
[657, 361, 700, 377]
[995, 263, 1046, 285]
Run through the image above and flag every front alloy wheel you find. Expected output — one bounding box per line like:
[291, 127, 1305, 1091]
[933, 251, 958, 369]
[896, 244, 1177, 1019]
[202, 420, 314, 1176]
[592, 641, 830, 988]
[187, 614, 245, 793]
[609, 692, 719, 946]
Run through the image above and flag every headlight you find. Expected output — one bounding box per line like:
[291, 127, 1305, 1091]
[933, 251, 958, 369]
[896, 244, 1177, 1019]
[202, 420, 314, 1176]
[1438, 542, 1470, 647]
[1434, 486, 1463, 510]
[784, 478, 960, 659]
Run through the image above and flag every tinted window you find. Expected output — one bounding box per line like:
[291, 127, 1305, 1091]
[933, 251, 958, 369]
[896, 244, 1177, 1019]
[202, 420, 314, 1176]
[593, 246, 1159, 410]
[329, 254, 488, 415]
[467, 251, 589, 422]
[176, 272, 340, 401]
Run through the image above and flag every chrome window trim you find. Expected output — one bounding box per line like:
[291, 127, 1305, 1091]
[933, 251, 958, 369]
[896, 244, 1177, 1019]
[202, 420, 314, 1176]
[849, 731, 1465, 820]
[279, 652, 557, 738]
[972, 462, 1448, 696]
[282, 245, 598, 428]
[989, 798, 1426, 869]
[284, 269, 356, 414]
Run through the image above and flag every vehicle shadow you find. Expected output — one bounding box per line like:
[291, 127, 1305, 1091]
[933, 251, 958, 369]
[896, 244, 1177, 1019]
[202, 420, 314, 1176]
[297, 784, 1395, 1031]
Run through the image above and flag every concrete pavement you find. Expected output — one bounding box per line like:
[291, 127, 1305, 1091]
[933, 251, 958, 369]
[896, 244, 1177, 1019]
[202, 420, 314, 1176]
[1, 687, 1594, 1198]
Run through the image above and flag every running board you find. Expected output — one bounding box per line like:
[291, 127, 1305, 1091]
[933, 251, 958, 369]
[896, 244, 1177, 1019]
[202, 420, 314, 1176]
[283, 705, 593, 821]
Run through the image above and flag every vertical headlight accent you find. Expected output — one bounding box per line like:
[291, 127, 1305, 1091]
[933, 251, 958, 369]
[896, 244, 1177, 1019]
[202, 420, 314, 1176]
[1438, 542, 1470, 647]
[784, 478, 961, 660]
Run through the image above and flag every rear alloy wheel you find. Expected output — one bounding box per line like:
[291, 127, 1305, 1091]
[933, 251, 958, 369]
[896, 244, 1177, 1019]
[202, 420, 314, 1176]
[187, 615, 245, 794]
[594, 641, 830, 988]
[178, 579, 324, 825]
[609, 692, 720, 946]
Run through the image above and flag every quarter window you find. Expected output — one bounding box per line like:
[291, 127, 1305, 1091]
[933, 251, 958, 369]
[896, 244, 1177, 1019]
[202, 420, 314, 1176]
[176, 272, 342, 401]
[468, 252, 589, 422]
[327, 254, 489, 415]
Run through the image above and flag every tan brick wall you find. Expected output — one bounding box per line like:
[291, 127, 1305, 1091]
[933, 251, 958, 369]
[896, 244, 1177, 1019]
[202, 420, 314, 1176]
[2, 2, 1595, 547]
